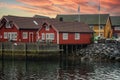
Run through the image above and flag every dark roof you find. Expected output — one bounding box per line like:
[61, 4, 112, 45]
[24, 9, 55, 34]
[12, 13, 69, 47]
[111, 16, 120, 26]
[1, 15, 93, 33]
[56, 14, 109, 25]
[45, 21, 93, 33]
[1, 15, 55, 29]
[33, 15, 50, 18]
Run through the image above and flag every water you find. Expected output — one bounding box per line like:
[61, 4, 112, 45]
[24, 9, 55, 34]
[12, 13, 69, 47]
[0, 59, 120, 80]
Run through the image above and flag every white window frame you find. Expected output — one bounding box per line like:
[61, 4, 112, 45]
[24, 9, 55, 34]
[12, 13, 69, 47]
[42, 33, 45, 40]
[11, 32, 17, 40]
[33, 20, 38, 25]
[63, 33, 68, 40]
[46, 26, 49, 31]
[115, 27, 120, 30]
[4, 32, 17, 40]
[6, 22, 11, 28]
[89, 26, 93, 29]
[50, 33, 54, 40]
[100, 25, 104, 29]
[75, 33, 80, 40]
[4, 32, 8, 39]
[22, 32, 28, 39]
[46, 33, 54, 40]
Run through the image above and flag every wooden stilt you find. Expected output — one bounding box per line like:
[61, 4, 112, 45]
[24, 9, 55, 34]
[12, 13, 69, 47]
[72, 45, 73, 53]
[66, 45, 68, 56]
[24, 43, 27, 60]
[75, 45, 77, 54]
[1, 43, 3, 60]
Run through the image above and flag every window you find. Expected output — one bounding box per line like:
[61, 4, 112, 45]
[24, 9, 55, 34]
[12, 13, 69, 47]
[50, 33, 54, 40]
[11, 32, 17, 40]
[42, 33, 45, 40]
[22, 32, 28, 39]
[115, 27, 120, 30]
[59, 17, 63, 21]
[46, 33, 54, 40]
[63, 33, 68, 40]
[100, 26, 104, 29]
[46, 26, 50, 31]
[6, 22, 11, 28]
[4, 32, 17, 40]
[100, 33, 104, 37]
[75, 33, 80, 40]
[89, 26, 93, 29]
[33, 20, 38, 25]
[4, 32, 8, 39]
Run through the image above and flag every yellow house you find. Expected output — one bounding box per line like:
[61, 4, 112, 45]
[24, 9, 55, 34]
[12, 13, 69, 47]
[56, 14, 112, 38]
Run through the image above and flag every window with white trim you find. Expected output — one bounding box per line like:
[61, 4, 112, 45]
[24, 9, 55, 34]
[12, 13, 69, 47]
[6, 22, 11, 28]
[63, 33, 68, 40]
[4, 32, 8, 39]
[22, 32, 28, 39]
[50, 33, 54, 40]
[89, 26, 93, 29]
[46, 26, 49, 31]
[75, 33, 80, 40]
[46, 33, 54, 40]
[115, 27, 120, 30]
[4, 32, 17, 40]
[42, 33, 45, 40]
[33, 20, 38, 25]
[100, 25, 104, 29]
[11, 32, 17, 40]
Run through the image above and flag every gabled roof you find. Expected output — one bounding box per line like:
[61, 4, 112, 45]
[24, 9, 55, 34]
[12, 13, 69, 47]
[111, 16, 120, 26]
[1, 15, 93, 33]
[44, 21, 94, 33]
[56, 14, 109, 25]
[1, 15, 55, 30]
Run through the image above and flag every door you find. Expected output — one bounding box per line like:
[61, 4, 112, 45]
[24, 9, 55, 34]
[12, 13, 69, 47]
[29, 32, 33, 42]
[8, 33, 12, 41]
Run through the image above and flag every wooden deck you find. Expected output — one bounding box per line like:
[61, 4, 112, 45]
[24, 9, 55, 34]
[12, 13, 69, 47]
[0, 42, 62, 59]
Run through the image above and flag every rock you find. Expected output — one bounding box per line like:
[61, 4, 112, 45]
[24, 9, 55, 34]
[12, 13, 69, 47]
[78, 42, 120, 61]
[115, 57, 120, 61]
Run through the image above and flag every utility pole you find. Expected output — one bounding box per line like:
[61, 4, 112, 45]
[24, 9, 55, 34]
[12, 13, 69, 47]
[98, 0, 101, 37]
[78, 5, 80, 22]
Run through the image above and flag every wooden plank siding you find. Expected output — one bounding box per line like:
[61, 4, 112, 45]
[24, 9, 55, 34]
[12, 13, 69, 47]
[104, 18, 112, 38]
[59, 33, 92, 44]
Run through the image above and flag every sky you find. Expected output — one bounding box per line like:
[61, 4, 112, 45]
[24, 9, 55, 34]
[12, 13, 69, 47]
[0, 0, 120, 18]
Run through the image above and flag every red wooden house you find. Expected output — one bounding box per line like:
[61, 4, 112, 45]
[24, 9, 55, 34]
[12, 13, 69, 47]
[0, 16, 53, 42]
[37, 21, 93, 45]
[0, 15, 93, 44]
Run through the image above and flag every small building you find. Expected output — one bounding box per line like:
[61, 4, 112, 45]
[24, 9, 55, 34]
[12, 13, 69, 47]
[111, 16, 120, 38]
[37, 21, 93, 45]
[56, 14, 112, 38]
[0, 15, 53, 42]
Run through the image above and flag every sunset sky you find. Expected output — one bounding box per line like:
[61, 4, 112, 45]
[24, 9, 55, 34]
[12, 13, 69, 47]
[0, 0, 120, 18]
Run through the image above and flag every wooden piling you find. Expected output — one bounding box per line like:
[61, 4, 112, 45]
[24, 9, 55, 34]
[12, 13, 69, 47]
[66, 45, 68, 56]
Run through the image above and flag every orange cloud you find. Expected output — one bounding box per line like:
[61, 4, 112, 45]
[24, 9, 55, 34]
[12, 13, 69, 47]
[0, 0, 120, 17]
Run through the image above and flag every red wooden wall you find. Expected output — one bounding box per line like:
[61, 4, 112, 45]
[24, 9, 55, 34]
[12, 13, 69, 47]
[38, 25, 57, 43]
[0, 24, 37, 42]
[59, 33, 92, 44]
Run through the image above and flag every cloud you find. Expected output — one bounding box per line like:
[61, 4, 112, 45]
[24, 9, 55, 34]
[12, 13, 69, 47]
[0, 0, 120, 17]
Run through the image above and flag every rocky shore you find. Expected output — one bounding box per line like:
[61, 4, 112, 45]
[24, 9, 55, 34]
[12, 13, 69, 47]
[77, 42, 120, 61]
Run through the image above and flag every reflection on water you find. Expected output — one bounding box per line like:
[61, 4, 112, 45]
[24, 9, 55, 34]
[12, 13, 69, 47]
[0, 58, 120, 80]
